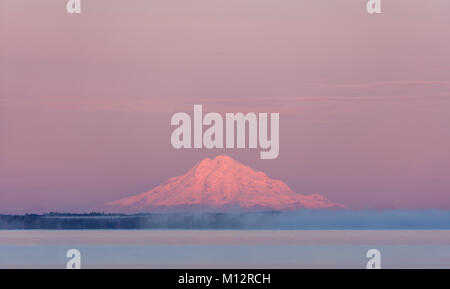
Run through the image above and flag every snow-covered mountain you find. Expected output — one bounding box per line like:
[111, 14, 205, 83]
[103, 155, 342, 213]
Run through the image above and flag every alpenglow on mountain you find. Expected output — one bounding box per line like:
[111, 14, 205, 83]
[103, 155, 342, 213]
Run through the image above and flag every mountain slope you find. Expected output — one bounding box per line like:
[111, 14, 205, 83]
[103, 155, 342, 212]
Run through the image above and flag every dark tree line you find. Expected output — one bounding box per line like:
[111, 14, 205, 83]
[0, 212, 252, 229]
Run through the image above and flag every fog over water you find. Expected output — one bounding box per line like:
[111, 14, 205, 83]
[1, 210, 450, 230]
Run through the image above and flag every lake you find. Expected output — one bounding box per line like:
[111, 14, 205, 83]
[0, 230, 449, 268]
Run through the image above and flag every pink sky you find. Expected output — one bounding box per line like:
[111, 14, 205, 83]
[1, 0, 450, 213]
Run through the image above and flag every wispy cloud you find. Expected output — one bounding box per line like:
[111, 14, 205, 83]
[2, 93, 449, 115]
[309, 80, 450, 90]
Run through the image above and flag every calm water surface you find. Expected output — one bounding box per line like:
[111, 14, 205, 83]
[0, 230, 449, 268]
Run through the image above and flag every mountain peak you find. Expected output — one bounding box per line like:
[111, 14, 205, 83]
[195, 155, 240, 168]
[104, 155, 342, 213]
[213, 155, 236, 162]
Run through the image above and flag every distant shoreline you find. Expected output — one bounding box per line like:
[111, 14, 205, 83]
[1, 210, 450, 230]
